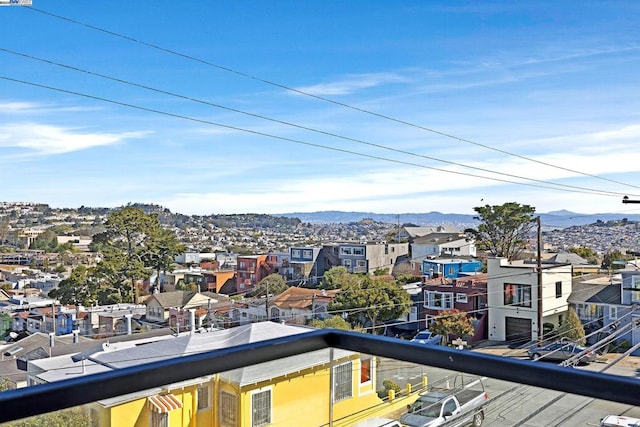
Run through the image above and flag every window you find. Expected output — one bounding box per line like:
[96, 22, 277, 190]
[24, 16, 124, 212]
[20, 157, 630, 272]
[197, 385, 210, 411]
[610, 306, 618, 320]
[291, 249, 301, 258]
[220, 391, 237, 427]
[447, 266, 455, 276]
[360, 358, 371, 384]
[251, 389, 271, 427]
[455, 293, 468, 303]
[342, 259, 352, 268]
[340, 247, 353, 255]
[333, 361, 353, 401]
[356, 260, 366, 268]
[353, 247, 364, 256]
[303, 249, 313, 258]
[424, 291, 454, 309]
[555, 281, 562, 298]
[632, 276, 640, 303]
[504, 283, 532, 308]
[151, 412, 168, 427]
[443, 398, 457, 416]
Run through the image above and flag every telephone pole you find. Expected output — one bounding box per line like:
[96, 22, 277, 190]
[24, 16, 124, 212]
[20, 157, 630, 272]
[536, 216, 543, 346]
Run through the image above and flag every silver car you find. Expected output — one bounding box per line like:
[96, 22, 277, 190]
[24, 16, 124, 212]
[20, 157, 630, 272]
[527, 342, 596, 365]
[410, 330, 443, 345]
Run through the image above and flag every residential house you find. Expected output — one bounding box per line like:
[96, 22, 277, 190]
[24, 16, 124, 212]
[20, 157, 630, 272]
[385, 282, 423, 337]
[144, 291, 221, 325]
[201, 270, 235, 294]
[288, 246, 323, 285]
[569, 272, 640, 354]
[27, 322, 397, 427]
[546, 252, 600, 275]
[396, 225, 460, 243]
[422, 258, 483, 280]
[412, 232, 476, 259]
[487, 258, 572, 343]
[321, 242, 409, 276]
[268, 287, 339, 324]
[97, 306, 146, 338]
[0, 328, 174, 389]
[236, 255, 271, 294]
[420, 273, 488, 344]
[161, 268, 206, 293]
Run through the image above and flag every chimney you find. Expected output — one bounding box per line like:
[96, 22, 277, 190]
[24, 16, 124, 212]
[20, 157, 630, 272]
[125, 314, 133, 335]
[189, 309, 196, 334]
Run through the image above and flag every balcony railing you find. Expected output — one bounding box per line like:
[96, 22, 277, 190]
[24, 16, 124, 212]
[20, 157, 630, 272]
[1, 329, 640, 423]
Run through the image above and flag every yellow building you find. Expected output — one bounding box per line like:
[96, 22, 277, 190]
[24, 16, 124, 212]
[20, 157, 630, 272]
[28, 322, 407, 427]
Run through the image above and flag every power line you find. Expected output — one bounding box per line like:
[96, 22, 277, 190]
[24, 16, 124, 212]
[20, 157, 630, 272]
[0, 74, 634, 201]
[3, 48, 635, 201]
[24, 6, 640, 192]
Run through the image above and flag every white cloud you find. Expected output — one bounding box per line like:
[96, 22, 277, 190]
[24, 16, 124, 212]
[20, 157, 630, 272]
[295, 72, 410, 96]
[0, 123, 151, 155]
[0, 101, 40, 113]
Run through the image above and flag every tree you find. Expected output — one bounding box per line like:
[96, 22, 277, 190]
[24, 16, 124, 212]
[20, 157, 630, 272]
[249, 274, 288, 297]
[30, 229, 58, 252]
[329, 276, 410, 334]
[308, 315, 352, 330]
[467, 202, 536, 260]
[428, 309, 475, 342]
[2, 407, 90, 427]
[569, 247, 599, 264]
[321, 266, 360, 290]
[48, 266, 98, 306]
[92, 207, 157, 303]
[602, 249, 629, 270]
[144, 227, 184, 293]
[557, 307, 586, 345]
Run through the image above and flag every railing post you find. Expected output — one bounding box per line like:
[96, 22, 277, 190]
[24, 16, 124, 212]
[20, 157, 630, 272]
[328, 348, 334, 427]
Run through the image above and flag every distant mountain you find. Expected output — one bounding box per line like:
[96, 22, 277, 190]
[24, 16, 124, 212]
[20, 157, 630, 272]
[277, 211, 473, 226]
[278, 210, 640, 229]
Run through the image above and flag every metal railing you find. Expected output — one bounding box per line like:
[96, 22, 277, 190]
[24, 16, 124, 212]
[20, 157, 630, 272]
[1, 328, 640, 423]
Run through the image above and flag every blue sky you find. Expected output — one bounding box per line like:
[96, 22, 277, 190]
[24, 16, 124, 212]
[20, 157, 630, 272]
[1, 1, 640, 216]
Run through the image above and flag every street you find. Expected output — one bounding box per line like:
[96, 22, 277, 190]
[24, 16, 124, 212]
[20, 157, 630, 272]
[376, 349, 640, 426]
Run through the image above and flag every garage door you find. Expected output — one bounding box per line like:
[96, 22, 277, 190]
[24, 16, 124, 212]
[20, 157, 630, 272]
[505, 317, 531, 344]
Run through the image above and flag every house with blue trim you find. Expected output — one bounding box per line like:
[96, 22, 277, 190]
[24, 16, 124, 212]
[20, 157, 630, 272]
[422, 258, 483, 280]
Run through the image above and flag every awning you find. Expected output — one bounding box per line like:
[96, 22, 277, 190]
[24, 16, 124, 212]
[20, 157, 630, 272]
[148, 394, 183, 413]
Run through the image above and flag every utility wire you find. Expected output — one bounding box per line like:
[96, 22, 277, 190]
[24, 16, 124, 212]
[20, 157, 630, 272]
[0, 74, 633, 200]
[2, 47, 634, 200]
[25, 6, 640, 192]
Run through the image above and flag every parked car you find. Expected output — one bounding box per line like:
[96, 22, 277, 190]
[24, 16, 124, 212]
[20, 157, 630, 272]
[527, 342, 596, 365]
[600, 414, 640, 427]
[410, 330, 443, 345]
[352, 418, 402, 427]
[401, 375, 489, 427]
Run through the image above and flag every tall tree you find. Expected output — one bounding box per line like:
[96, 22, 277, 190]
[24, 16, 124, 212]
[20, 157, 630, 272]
[329, 276, 410, 334]
[48, 265, 98, 306]
[467, 202, 536, 260]
[144, 227, 184, 293]
[92, 207, 156, 303]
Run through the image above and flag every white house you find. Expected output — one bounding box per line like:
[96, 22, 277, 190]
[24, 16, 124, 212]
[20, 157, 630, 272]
[411, 233, 476, 259]
[487, 258, 572, 343]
